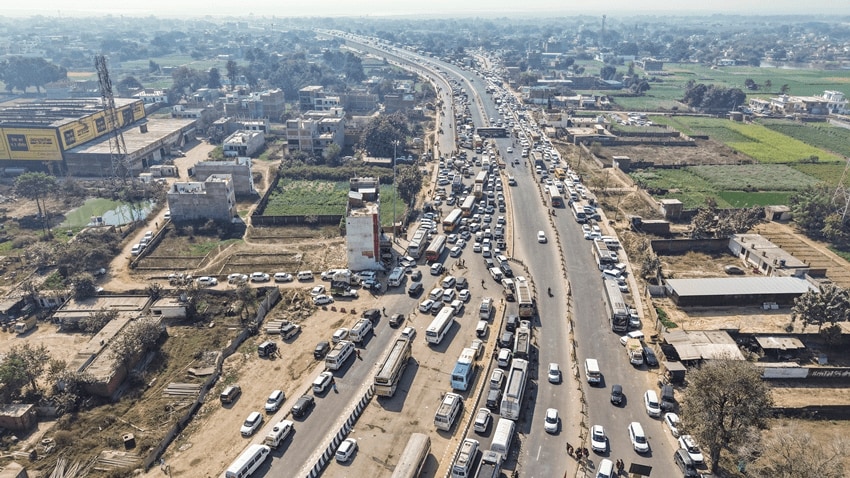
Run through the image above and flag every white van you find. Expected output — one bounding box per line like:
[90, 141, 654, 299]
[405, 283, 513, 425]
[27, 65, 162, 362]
[225, 444, 271, 478]
[325, 340, 355, 371]
[585, 358, 602, 385]
[451, 438, 480, 478]
[479, 297, 494, 320]
[434, 392, 463, 431]
[349, 318, 373, 343]
[297, 270, 314, 281]
[263, 420, 293, 449]
[490, 418, 515, 461]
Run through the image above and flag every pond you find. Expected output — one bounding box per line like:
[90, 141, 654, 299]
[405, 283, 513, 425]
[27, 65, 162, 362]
[61, 198, 156, 228]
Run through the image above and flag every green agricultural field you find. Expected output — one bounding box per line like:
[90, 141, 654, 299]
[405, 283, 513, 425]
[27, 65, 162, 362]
[263, 180, 349, 216]
[687, 164, 819, 191]
[630, 164, 815, 209]
[790, 162, 850, 187]
[759, 120, 850, 158]
[650, 116, 841, 163]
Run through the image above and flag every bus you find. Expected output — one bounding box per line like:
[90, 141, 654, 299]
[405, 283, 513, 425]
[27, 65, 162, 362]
[407, 227, 429, 259]
[474, 170, 488, 185]
[375, 337, 412, 397]
[450, 347, 477, 391]
[426, 307, 455, 345]
[390, 433, 431, 478]
[425, 234, 447, 263]
[546, 184, 563, 207]
[571, 202, 587, 223]
[225, 444, 271, 478]
[476, 126, 508, 138]
[553, 167, 567, 180]
[603, 277, 630, 333]
[593, 239, 617, 270]
[515, 277, 536, 318]
[500, 358, 528, 420]
[460, 195, 476, 217]
[443, 208, 463, 233]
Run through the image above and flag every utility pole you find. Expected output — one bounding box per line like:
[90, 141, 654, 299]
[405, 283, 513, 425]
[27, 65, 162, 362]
[393, 140, 399, 243]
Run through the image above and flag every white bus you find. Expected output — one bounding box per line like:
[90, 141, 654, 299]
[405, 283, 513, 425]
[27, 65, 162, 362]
[426, 307, 456, 345]
[388, 266, 405, 287]
[225, 444, 271, 478]
[390, 433, 431, 478]
[571, 202, 587, 223]
[500, 358, 528, 420]
[407, 227, 429, 259]
[434, 392, 463, 431]
[375, 337, 412, 397]
[490, 418, 515, 462]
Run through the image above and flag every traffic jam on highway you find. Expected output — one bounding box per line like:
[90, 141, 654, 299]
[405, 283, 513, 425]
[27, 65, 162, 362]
[225, 33, 693, 478]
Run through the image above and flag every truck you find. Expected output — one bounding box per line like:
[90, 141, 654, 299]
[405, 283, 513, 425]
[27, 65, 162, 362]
[330, 269, 358, 295]
[452, 175, 464, 194]
[473, 183, 483, 199]
[626, 338, 644, 366]
[513, 325, 531, 359]
[474, 450, 501, 478]
[13, 316, 37, 334]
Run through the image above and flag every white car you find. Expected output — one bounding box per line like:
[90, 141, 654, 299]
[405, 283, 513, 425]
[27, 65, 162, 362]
[430, 263, 443, 275]
[335, 438, 358, 462]
[620, 330, 645, 346]
[590, 425, 607, 453]
[196, 276, 218, 287]
[537, 231, 547, 243]
[458, 289, 471, 302]
[273, 272, 293, 282]
[544, 408, 559, 434]
[419, 299, 435, 313]
[547, 363, 561, 383]
[489, 368, 505, 390]
[250, 272, 270, 282]
[240, 411, 263, 437]
[441, 275, 456, 289]
[401, 326, 416, 340]
[473, 408, 491, 434]
[473, 242, 482, 253]
[310, 285, 326, 296]
[678, 435, 705, 465]
[227, 273, 248, 284]
[332, 328, 349, 343]
[265, 390, 285, 413]
[312, 294, 334, 306]
[664, 412, 681, 438]
[450, 246, 462, 258]
[628, 422, 650, 454]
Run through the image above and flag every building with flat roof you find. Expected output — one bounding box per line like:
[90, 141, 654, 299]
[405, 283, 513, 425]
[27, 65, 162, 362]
[192, 157, 255, 196]
[729, 234, 812, 277]
[664, 276, 815, 307]
[285, 111, 345, 156]
[167, 174, 237, 223]
[222, 88, 284, 120]
[346, 177, 384, 271]
[222, 130, 264, 157]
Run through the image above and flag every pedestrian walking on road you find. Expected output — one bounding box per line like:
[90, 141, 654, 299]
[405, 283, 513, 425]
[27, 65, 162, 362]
[332, 381, 338, 393]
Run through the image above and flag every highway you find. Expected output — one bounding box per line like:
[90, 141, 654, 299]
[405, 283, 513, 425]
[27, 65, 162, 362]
[302, 30, 683, 478]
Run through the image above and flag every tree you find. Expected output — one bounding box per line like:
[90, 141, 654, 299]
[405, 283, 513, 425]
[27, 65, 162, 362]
[744, 78, 757, 90]
[109, 317, 164, 375]
[680, 360, 773, 473]
[0, 344, 51, 398]
[780, 84, 790, 95]
[116, 76, 143, 95]
[791, 283, 850, 330]
[763, 79, 772, 91]
[357, 113, 410, 158]
[70, 272, 97, 301]
[225, 60, 239, 90]
[600, 65, 617, 81]
[0, 57, 67, 94]
[396, 164, 423, 207]
[789, 185, 832, 237]
[323, 143, 342, 167]
[752, 424, 848, 478]
[78, 309, 118, 334]
[14, 172, 57, 235]
[207, 67, 222, 89]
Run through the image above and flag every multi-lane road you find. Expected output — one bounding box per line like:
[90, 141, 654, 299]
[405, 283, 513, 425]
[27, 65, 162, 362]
[248, 30, 683, 478]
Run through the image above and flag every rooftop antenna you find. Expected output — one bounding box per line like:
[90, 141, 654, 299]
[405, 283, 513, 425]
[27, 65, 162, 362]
[95, 54, 130, 183]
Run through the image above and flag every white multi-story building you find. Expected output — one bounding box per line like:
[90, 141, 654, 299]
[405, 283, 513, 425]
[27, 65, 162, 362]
[346, 177, 384, 271]
[223, 130, 265, 157]
[166, 174, 237, 223]
[822, 90, 848, 114]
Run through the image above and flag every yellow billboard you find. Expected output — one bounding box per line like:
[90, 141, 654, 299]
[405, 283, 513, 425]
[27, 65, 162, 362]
[0, 131, 10, 160]
[59, 114, 100, 149]
[2, 127, 63, 161]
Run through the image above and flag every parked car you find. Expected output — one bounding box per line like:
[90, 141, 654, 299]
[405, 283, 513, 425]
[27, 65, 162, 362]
[273, 272, 293, 282]
[240, 411, 263, 437]
[314, 341, 330, 359]
[678, 435, 705, 465]
[196, 276, 218, 287]
[250, 272, 270, 282]
[265, 390, 285, 413]
[664, 412, 681, 438]
[313, 294, 334, 306]
[335, 438, 358, 463]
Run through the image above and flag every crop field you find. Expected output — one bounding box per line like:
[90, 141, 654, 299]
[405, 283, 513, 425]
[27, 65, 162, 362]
[759, 119, 850, 157]
[790, 162, 850, 187]
[650, 116, 842, 163]
[630, 164, 814, 209]
[264, 180, 349, 216]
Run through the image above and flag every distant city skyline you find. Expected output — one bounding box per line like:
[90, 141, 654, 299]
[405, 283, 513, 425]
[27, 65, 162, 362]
[1, 0, 846, 18]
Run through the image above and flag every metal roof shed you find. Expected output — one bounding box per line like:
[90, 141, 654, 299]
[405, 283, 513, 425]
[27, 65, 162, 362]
[664, 276, 814, 307]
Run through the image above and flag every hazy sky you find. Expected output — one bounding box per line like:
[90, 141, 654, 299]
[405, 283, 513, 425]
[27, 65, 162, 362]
[2, 0, 846, 17]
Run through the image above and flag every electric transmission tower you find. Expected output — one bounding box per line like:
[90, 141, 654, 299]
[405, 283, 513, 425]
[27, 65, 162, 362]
[95, 54, 130, 182]
[832, 158, 850, 222]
